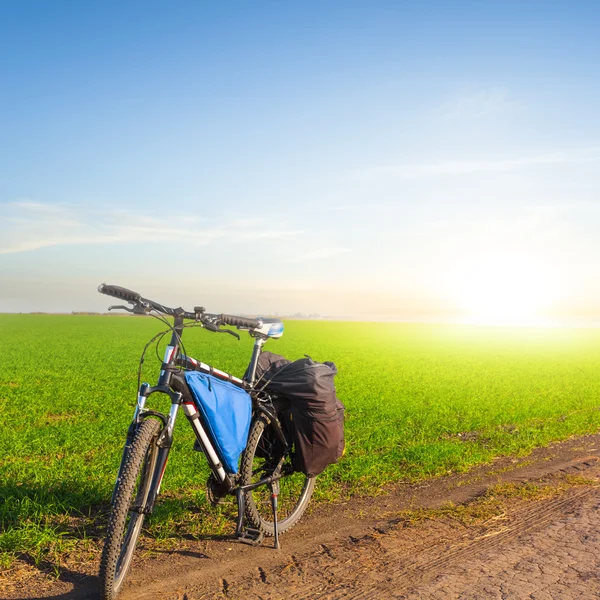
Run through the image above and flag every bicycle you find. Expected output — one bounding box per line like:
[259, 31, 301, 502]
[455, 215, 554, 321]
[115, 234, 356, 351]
[97, 284, 315, 600]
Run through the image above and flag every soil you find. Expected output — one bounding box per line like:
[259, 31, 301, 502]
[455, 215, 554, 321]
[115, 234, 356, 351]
[4, 433, 600, 600]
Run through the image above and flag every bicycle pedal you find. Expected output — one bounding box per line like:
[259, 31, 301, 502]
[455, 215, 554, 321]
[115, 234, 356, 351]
[236, 528, 264, 546]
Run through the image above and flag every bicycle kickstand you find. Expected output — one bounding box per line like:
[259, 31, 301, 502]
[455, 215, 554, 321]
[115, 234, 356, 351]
[235, 487, 264, 546]
[270, 481, 280, 550]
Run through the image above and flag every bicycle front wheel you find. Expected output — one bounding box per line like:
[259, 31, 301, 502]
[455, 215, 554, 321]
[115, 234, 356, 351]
[99, 418, 161, 600]
[240, 415, 315, 536]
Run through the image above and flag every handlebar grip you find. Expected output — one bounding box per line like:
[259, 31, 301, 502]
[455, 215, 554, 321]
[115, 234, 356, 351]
[220, 314, 262, 329]
[98, 283, 142, 303]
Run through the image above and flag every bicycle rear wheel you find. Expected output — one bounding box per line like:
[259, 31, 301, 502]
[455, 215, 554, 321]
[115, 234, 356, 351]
[240, 415, 315, 535]
[99, 418, 161, 600]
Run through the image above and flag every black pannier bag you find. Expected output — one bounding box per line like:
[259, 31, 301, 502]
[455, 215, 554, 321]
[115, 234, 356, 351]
[248, 351, 345, 477]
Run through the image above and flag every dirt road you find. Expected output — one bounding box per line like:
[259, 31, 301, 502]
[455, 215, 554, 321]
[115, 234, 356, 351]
[6, 434, 600, 600]
[211, 470, 600, 600]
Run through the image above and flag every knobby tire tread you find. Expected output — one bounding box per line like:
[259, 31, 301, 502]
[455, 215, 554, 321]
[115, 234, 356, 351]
[99, 418, 161, 600]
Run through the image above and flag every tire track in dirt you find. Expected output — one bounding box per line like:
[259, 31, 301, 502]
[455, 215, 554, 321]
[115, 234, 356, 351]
[223, 460, 600, 600]
[331, 488, 599, 600]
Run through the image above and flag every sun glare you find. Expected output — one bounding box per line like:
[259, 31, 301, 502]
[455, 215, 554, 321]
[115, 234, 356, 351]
[445, 253, 559, 326]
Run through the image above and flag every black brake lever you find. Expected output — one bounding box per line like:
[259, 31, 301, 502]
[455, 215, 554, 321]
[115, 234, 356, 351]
[223, 328, 240, 340]
[108, 303, 149, 315]
[204, 321, 240, 340]
[108, 304, 134, 313]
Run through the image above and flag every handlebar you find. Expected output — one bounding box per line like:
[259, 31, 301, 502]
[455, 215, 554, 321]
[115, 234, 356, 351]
[98, 284, 262, 329]
[220, 314, 262, 329]
[98, 284, 141, 304]
[98, 283, 197, 320]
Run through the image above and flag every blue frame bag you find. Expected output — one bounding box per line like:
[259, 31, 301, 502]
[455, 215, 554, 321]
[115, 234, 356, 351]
[184, 372, 252, 474]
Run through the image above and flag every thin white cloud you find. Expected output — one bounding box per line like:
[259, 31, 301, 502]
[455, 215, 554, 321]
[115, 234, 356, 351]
[440, 85, 513, 120]
[355, 147, 600, 180]
[0, 202, 302, 255]
[286, 247, 350, 263]
[326, 202, 391, 212]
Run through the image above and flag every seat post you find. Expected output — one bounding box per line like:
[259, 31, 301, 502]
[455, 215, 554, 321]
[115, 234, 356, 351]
[246, 338, 266, 385]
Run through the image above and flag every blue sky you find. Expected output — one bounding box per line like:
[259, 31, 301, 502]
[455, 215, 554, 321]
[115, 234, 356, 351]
[1, 1, 599, 323]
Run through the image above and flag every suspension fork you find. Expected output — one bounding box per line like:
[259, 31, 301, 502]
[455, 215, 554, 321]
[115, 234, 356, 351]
[144, 400, 180, 513]
[112, 313, 185, 508]
[111, 385, 152, 505]
[142, 311, 185, 512]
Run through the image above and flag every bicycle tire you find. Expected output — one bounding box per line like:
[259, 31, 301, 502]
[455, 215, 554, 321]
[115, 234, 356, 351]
[99, 418, 161, 600]
[240, 415, 315, 536]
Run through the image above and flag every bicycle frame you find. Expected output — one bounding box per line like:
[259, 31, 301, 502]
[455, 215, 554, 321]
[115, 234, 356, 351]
[113, 313, 287, 517]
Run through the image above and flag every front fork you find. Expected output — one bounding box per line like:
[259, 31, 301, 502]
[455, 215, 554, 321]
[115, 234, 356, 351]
[112, 314, 185, 510]
[111, 384, 181, 511]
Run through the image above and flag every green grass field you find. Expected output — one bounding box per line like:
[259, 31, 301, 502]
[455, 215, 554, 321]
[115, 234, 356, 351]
[2, 314, 600, 570]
